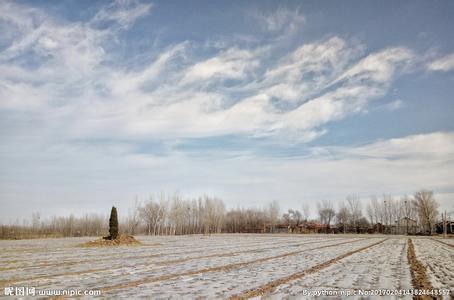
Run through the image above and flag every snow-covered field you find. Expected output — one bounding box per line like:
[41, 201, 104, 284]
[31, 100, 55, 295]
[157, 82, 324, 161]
[268, 238, 413, 299]
[0, 235, 452, 298]
[412, 238, 454, 297]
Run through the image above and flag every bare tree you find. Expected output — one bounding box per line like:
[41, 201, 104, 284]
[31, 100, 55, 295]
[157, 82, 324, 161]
[126, 198, 141, 235]
[302, 204, 310, 222]
[317, 200, 335, 233]
[169, 193, 184, 235]
[366, 196, 382, 225]
[401, 195, 410, 234]
[292, 210, 303, 227]
[140, 200, 157, 235]
[413, 190, 439, 235]
[267, 200, 280, 233]
[283, 211, 291, 228]
[285, 209, 303, 232]
[199, 196, 225, 235]
[346, 194, 362, 233]
[140, 195, 168, 235]
[336, 201, 349, 233]
[3, 190, 442, 239]
[32, 212, 41, 236]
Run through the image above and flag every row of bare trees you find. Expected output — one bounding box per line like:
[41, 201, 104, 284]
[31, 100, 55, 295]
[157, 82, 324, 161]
[0, 213, 107, 239]
[132, 196, 282, 235]
[224, 201, 280, 233]
[314, 190, 440, 234]
[134, 194, 225, 235]
[365, 190, 440, 234]
[0, 189, 444, 239]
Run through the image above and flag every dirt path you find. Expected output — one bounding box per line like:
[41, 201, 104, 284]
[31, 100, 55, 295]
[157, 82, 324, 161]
[228, 238, 387, 299]
[407, 238, 439, 300]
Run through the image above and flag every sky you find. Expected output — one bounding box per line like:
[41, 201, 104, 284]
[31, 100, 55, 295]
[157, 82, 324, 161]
[0, 0, 453, 222]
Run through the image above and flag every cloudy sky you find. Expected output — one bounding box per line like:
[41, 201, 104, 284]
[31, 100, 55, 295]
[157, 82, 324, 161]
[1, 0, 453, 221]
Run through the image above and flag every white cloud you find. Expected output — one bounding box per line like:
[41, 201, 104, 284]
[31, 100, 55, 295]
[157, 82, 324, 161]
[0, 1, 453, 221]
[1, 130, 453, 220]
[0, 21, 416, 141]
[337, 47, 414, 84]
[336, 132, 454, 161]
[0, 0, 417, 141]
[427, 53, 454, 72]
[182, 48, 259, 83]
[261, 37, 363, 102]
[251, 7, 305, 33]
[384, 99, 404, 111]
[91, 0, 152, 28]
[108, 42, 189, 96]
[257, 45, 413, 135]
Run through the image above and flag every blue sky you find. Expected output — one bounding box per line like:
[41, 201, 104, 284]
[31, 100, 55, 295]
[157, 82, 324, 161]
[1, 0, 453, 221]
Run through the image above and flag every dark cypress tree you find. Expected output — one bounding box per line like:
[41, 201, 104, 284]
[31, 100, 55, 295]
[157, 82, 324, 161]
[109, 206, 119, 240]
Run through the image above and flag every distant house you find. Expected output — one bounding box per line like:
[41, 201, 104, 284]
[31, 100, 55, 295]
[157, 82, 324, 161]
[398, 217, 417, 227]
[244, 225, 266, 233]
[371, 223, 384, 233]
[264, 221, 336, 234]
[435, 220, 454, 234]
[264, 223, 291, 233]
[299, 222, 336, 234]
[376, 217, 419, 235]
[397, 217, 418, 235]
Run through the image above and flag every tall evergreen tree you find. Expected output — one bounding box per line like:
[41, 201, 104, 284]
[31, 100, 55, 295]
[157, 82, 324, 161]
[109, 206, 119, 240]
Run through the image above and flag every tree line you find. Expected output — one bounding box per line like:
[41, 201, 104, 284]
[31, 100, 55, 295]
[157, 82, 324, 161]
[0, 189, 444, 239]
[314, 190, 440, 234]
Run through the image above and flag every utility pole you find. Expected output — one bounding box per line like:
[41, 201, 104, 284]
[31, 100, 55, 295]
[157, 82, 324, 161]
[443, 210, 447, 239]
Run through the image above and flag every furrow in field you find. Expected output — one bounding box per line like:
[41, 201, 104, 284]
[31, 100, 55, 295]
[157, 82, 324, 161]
[259, 238, 412, 299]
[432, 238, 454, 249]
[0, 234, 304, 254]
[0, 236, 312, 270]
[228, 238, 387, 299]
[407, 238, 439, 300]
[0, 236, 278, 259]
[0, 237, 354, 287]
[0, 238, 288, 271]
[106, 238, 382, 298]
[152, 238, 335, 266]
[0, 235, 328, 268]
[98, 238, 367, 293]
[0, 236, 334, 274]
[412, 238, 454, 299]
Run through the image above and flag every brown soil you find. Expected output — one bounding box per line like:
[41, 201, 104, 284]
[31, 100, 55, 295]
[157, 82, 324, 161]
[79, 235, 142, 247]
[229, 238, 387, 299]
[407, 238, 438, 300]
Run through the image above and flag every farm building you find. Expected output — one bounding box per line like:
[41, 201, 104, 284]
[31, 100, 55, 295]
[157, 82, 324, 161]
[299, 222, 336, 234]
[371, 223, 384, 234]
[396, 217, 419, 235]
[435, 220, 454, 234]
[264, 223, 291, 234]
